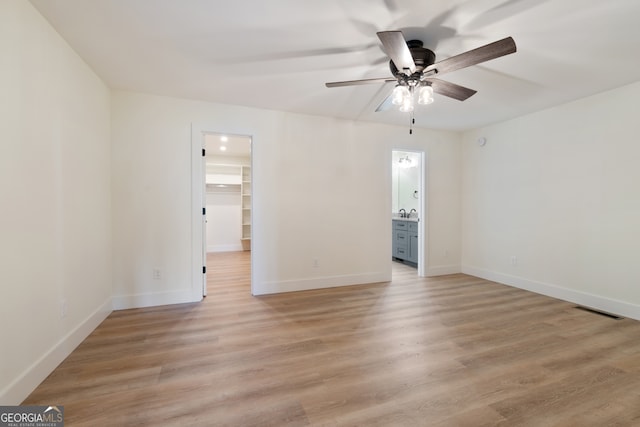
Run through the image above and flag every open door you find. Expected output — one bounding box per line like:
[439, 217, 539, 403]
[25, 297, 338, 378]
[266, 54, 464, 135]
[202, 132, 252, 297]
[391, 150, 425, 277]
[201, 141, 208, 296]
[191, 123, 254, 300]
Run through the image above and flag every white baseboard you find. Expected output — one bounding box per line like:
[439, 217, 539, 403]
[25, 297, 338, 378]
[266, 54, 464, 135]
[207, 244, 243, 253]
[426, 264, 461, 277]
[0, 298, 112, 405]
[462, 265, 640, 321]
[254, 272, 390, 296]
[112, 289, 201, 310]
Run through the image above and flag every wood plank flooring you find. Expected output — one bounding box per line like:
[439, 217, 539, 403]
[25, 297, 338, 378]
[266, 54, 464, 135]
[24, 252, 640, 426]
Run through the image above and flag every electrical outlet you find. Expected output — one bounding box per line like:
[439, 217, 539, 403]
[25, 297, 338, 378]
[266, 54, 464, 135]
[60, 299, 67, 319]
[510, 256, 518, 266]
[153, 268, 161, 280]
[312, 258, 319, 268]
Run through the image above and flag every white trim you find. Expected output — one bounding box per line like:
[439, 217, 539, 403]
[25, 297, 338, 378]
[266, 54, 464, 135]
[112, 290, 199, 310]
[462, 265, 640, 321]
[255, 272, 390, 296]
[208, 244, 243, 252]
[426, 264, 461, 276]
[390, 148, 427, 278]
[418, 151, 426, 277]
[0, 298, 112, 405]
[190, 124, 205, 300]
[192, 124, 257, 297]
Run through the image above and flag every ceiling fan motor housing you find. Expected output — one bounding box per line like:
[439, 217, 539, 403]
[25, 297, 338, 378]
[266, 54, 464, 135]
[389, 40, 435, 79]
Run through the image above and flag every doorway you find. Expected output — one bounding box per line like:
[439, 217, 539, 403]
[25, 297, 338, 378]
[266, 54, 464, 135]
[203, 132, 252, 296]
[391, 150, 425, 277]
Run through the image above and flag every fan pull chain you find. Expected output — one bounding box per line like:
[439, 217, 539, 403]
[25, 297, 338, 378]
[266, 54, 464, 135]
[409, 111, 415, 134]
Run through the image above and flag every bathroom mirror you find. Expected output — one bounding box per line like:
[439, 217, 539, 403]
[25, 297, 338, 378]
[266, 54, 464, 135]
[392, 151, 420, 215]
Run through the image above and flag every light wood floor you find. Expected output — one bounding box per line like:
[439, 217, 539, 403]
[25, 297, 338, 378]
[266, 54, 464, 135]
[25, 252, 640, 426]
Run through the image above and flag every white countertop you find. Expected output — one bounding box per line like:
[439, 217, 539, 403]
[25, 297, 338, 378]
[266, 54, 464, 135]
[392, 216, 419, 222]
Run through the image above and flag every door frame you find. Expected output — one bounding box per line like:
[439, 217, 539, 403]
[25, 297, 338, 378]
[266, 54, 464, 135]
[191, 124, 255, 298]
[391, 149, 426, 277]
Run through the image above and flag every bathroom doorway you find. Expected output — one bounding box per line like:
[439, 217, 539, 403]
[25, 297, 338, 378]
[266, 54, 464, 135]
[203, 132, 252, 296]
[391, 150, 425, 277]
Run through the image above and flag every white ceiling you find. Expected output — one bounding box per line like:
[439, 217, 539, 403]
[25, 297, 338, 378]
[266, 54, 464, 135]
[31, 0, 640, 131]
[204, 133, 251, 158]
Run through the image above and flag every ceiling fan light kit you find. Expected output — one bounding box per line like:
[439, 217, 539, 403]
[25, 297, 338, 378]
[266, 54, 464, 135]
[417, 85, 434, 105]
[392, 83, 434, 113]
[325, 30, 517, 133]
[391, 85, 410, 106]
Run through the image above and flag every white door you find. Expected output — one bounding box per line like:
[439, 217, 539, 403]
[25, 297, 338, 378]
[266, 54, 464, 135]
[202, 141, 208, 296]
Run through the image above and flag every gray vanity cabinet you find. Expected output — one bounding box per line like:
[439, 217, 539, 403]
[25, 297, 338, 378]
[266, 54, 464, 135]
[393, 220, 418, 265]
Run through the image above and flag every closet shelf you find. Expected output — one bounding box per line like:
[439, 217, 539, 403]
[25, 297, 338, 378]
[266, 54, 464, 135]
[206, 183, 240, 194]
[241, 165, 251, 249]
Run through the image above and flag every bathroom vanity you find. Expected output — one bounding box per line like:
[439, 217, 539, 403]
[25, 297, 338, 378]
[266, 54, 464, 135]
[392, 219, 418, 266]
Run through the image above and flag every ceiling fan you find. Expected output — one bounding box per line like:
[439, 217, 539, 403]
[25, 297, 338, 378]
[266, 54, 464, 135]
[325, 31, 516, 116]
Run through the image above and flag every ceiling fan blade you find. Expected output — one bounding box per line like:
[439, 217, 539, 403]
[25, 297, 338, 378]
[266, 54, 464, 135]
[425, 37, 516, 76]
[377, 31, 416, 74]
[375, 93, 394, 112]
[325, 77, 395, 88]
[425, 78, 477, 101]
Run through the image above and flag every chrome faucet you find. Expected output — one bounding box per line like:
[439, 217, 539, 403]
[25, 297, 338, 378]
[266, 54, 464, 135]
[409, 209, 417, 218]
[399, 209, 406, 218]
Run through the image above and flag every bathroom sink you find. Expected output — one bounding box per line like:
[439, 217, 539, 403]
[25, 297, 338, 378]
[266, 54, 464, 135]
[392, 216, 419, 222]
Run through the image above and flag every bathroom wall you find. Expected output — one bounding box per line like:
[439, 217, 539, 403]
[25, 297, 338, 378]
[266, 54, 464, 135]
[392, 151, 421, 214]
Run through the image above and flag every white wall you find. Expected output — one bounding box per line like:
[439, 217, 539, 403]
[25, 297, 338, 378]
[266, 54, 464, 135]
[111, 91, 461, 303]
[0, 1, 112, 404]
[205, 156, 247, 252]
[206, 190, 243, 252]
[461, 81, 640, 319]
[422, 136, 462, 275]
[392, 151, 421, 214]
